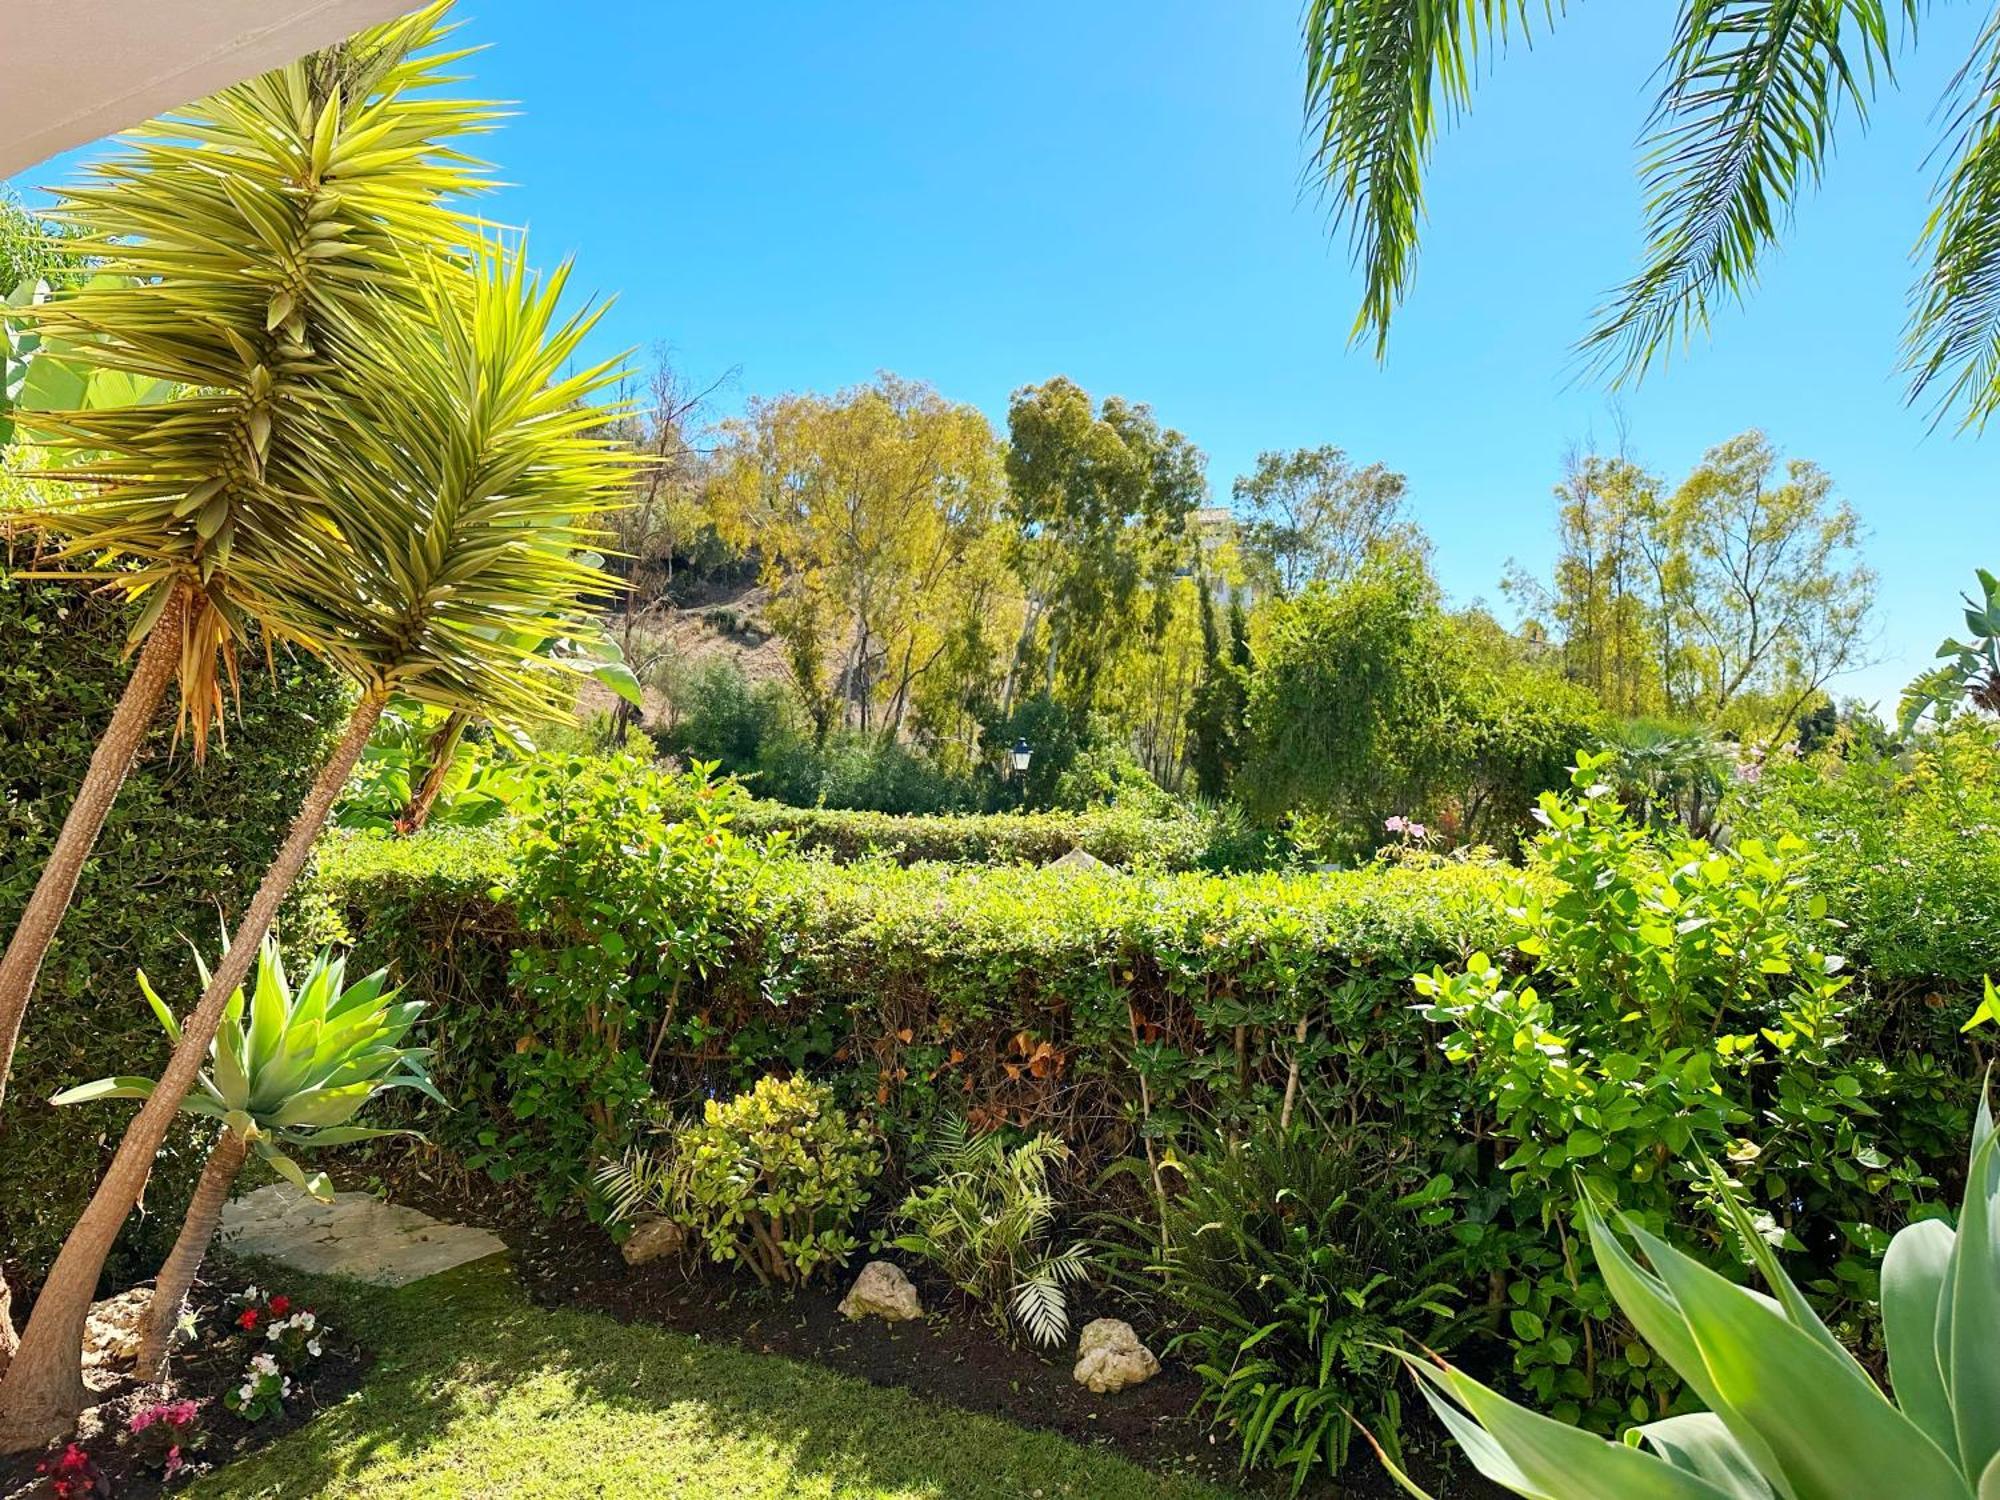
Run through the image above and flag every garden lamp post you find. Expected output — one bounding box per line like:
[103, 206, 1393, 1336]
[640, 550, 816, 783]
[1010, 738, 1032, 781]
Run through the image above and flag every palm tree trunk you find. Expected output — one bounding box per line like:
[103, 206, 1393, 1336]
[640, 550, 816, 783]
[398, 711, 468, 834]
[0, 582, 190, 1116]
[133, 1125, 249, 1380]
[0, 688, 384, 1451]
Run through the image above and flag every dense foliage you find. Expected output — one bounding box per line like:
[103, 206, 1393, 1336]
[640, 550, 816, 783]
[0, 574, 345, 1283]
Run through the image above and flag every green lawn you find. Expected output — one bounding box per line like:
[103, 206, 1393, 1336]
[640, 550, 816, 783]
[191, 1258, 1234, 1499]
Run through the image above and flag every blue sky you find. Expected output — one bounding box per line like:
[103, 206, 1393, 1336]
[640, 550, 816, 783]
[13, 2, 1993, 712]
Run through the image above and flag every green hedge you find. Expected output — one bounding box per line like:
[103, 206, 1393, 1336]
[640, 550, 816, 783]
[689, 797, 1254, 871]
[0, 572, 348, 1285]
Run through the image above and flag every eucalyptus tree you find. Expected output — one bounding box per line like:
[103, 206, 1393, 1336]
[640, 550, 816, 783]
[1301, 2, 2000, 427]
[0, 245, 631, 1448]
[0, 2, 489, 1122]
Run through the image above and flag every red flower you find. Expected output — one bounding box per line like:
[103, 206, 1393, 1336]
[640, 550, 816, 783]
[237, 1307, 261, 1331]
[267, 1294, 291, 1316]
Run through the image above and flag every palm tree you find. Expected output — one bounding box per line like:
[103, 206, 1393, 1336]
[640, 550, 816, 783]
[0, 243, 630, 1447]
[0, 1, 489, 1127]
[1300, 2, 2000, 428]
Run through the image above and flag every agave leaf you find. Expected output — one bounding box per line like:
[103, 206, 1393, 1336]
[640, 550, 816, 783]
[246, 938, 287, 1066]
[269, 1081, 374, 1129]
[1982, 1452, 2000, 1500]
[261, 1146, 333, 1202]
[1884, 1218, 1959, 1457]
[274, 1123, 415, 1148]
[1950, 1131, 2000, 1480]
[1403, 1356, 1734, 1499]
[1645, 1231, 1973, 1500]
[1637, 1413, 1779, 1500]
[136, 968, 182, 1043]
[49, 1076, 157, 1107]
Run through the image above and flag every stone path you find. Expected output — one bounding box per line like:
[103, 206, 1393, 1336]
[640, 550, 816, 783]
[218, 1183, 506, 1287]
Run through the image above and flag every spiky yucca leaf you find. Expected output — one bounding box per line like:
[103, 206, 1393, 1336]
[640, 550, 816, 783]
[270, 240, 631, 728]
[14, 0, 493, 753]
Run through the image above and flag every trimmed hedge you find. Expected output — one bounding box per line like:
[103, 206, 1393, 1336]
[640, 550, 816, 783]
[686, 797, 1253, 871]
[0, 571, 348, 1285]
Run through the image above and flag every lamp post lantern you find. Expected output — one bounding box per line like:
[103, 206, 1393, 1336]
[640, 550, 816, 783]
[1009, 738, 1032, 778]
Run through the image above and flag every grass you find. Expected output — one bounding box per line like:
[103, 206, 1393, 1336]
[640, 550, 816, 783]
[190, 1257, 1234, 1499]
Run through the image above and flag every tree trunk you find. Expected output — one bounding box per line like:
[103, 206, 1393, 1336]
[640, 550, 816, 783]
[134, 1126, 249, 1380]
[0, 1281, 12, 1381]
[398, 711, 469, 834]
[0, 689, 384, 1451]
[0, 582, 190, 1114]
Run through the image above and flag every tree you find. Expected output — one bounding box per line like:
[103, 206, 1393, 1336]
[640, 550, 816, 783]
[1665, 430, 1874, 735]
[1232, 444, 1414, 597]
[0, 245, 629, 1449]
[1301, 3, 2000, 428]
[709, 374, 1011, 744]
[0, 3, 487, 1129]
[1507, 431, 1873, 739]
[1002, 377, 1205, 710]
[1185, 582, 1247, 797]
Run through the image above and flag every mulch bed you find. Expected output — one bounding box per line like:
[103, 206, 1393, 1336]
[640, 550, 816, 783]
[0, 1285, 366, 1500]
[375, 1160, 1497, 1500]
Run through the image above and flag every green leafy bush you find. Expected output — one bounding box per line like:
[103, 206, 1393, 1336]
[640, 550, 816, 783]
[0, 573, 345, 1285]
[888, 1118, 1089, 1347]
[496, 754, 784, 1209]
[1416, 750, 1929, 1428]
[1114, 1125, 1459, 1490]
[680, 1075, 878, 1287]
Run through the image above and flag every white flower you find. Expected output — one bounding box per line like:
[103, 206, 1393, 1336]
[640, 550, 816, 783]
[237, 1382, 256, 1403]
[243, 1285, 260, 1302]
[280, 1377, 293, 1397]
[306, 1339, 322, 1358]
[250, 1352, 279, 1376]
[267, 1322, 283, 1340]
[298, 1311, 316, 1331]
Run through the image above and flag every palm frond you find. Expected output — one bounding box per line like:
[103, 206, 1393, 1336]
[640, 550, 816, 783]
[1581, 0, 1908, 382]
[1301, 0, 1555, 358]
[1906, 9, 2000, 429]
[14, 0, 492, 753]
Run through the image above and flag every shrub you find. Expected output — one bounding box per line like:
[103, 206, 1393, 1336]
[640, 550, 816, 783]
[0, 573, 346, 1285]
[888, 1118, 1089, 1347]
[498, 754, 783, 1208]
[1115, 1125, 1459, 1490]
[679, 1075, 878, 1288]
[1416, 750, 1931, 1428]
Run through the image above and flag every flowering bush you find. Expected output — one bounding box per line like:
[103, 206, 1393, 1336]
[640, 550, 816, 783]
[221, 1287, 328, 1421]
[127, 1397, 201, 1481]
[35, 1443, 108, 1498]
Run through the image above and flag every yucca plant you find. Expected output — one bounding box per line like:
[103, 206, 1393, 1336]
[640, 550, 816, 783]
[0, 0, 491, 1133]
[1375, 1088, 2000, 1500]
[51, 936, 436, 1378]
[889, 1117, 1090, 1349]
[0, 242, 629, 1448]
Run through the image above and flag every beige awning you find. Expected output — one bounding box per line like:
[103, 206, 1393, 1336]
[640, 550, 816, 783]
[1, 0, 418, 181]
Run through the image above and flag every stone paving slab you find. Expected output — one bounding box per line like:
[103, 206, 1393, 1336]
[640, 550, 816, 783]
[218, 1183, 506, 1287]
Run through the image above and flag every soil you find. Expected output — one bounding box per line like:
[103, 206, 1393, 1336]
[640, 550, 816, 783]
[0, 1286, 366, 1500]
[491, 1194, 1504, 1500]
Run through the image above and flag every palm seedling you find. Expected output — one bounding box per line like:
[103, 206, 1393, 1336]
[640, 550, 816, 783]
[1375, 1092, 2000, 1500]
[0, 0, 490, 1133]
[0, 242, 630, 1448]
[889, 1117, 1090, 1348]
[53, 936, 436, 1378]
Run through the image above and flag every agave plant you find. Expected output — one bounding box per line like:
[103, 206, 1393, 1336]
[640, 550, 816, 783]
[889, 1117, 1090, 1348]
[52, 935, 435, 1379]
[1375, 1091, 2000, 1500]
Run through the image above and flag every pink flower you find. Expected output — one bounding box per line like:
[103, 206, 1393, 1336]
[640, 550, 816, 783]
[1408, 823, 1428, 840]
[1384, 815, 1408, 834]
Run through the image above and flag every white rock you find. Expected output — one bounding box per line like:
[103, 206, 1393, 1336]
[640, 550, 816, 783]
[82, 1287, 152, 1370]
[838, 1260, 922, 1322]
[620, 1216, 686, 1266]
[1072, 1317, 1159, 1393]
